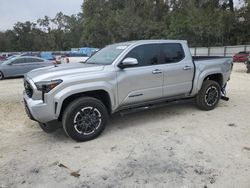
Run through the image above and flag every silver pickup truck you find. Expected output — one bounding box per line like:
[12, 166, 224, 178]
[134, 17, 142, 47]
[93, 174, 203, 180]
[23, 40, 233, 141]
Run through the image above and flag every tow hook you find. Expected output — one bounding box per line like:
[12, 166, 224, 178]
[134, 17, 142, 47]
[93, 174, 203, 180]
[221, 84, 229, 101]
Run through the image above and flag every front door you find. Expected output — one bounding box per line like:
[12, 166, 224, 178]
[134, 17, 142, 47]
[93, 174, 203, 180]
[23, 57, 46, 72]
[6, 57, 27, 76]
[117, 44, 164, 106]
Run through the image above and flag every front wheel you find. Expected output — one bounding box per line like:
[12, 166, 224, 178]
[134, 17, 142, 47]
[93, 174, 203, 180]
[195, 80, 221, 111]
[0, 71, 4, 80]
[62, 97, 108, 142]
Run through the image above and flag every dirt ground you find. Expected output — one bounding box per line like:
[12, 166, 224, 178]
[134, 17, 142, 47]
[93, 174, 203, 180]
[0, 63, 249, 188]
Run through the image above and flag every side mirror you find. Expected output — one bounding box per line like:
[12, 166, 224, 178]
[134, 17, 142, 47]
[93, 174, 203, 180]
[118, 58, 138, 69]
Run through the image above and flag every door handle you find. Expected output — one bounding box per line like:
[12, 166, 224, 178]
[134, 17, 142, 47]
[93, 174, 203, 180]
[152, 69, 162, 74]
[183, 66, 192, 70]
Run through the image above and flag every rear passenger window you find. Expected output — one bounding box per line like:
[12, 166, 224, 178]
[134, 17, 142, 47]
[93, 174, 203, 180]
[125, 44, 159, 67]
[160, 43, 185, 64]
[24, 58, 33, 63]
[33, 58, 44, 62]
[25, 58, 43, 63]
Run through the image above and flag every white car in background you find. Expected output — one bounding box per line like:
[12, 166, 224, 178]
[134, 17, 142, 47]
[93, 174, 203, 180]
[60, 53, 89, 64]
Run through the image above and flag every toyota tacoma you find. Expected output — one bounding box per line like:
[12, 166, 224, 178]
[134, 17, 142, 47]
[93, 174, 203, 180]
[23, 40, 233, 141]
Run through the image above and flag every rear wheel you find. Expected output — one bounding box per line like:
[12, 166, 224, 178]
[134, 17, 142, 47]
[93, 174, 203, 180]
[62, 97, 108, 142]
[0, 71, 4, 80]
[195, 80, 221, 111]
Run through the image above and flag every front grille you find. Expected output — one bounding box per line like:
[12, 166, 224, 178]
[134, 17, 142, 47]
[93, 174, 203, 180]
[24, 80, 33, 98]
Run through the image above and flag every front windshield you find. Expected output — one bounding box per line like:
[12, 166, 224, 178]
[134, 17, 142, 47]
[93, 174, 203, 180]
[7, 55, 18, 60]
[1, 56, 20, 65]
[1, 58, 13, 65]
[86, 44, 129, 65]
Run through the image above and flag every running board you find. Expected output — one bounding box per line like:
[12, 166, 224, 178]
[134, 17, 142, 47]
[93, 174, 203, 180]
[119, 98, 191, 116]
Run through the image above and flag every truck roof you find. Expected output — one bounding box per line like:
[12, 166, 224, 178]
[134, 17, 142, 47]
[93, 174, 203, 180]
[115, 39, 188, 46]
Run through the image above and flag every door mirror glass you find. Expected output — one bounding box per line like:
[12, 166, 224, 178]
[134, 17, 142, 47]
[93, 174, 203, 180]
[118, 58, 138, 69]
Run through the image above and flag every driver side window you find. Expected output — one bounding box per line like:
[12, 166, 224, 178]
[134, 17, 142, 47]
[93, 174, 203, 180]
[12, 58, 25, 64]
[125, 44, 160, 67]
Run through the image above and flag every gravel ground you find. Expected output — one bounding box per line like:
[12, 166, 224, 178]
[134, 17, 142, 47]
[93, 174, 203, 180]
[0, 63, 249, 188]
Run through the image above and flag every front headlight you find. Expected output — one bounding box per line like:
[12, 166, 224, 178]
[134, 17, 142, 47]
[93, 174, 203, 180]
[35, 79, 63, 93]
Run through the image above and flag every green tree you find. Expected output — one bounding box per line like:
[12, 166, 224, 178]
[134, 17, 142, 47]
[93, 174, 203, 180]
[1, 0, 250, 52]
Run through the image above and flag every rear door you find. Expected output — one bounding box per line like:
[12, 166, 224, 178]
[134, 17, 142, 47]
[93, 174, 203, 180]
[24, 57, 52, 72]
[117, 44, 165, 106]
[159, 43, 194, 97]
[23, 58, 40, 72]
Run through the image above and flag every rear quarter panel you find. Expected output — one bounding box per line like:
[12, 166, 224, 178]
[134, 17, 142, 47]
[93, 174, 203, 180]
[191, 58, 233, 96]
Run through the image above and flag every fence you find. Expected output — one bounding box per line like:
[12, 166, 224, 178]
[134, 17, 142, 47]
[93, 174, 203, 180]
[190, 45, 250, 57]
[2, 44, 250, 57]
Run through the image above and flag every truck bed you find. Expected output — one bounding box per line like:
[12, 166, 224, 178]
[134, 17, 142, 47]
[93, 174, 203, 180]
[192, 56, 231, 61]
[190, 55, 233, 96]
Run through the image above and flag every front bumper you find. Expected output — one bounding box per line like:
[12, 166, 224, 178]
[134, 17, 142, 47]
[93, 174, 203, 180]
[23, 91, 56, 123]
[24, 99, 35, 121]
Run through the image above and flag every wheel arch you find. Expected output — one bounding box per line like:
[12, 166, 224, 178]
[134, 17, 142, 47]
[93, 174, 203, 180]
[0, 70, 5, 79]
[196, 72, 223, 94]
[203, 73, 223, 87]
[58, 89, 112, 121]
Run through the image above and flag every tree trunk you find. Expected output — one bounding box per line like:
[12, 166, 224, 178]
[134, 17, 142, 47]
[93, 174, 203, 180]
[228, 0, 234, 12]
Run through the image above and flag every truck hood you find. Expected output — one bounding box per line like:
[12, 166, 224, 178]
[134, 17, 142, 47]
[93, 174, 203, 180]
[27, 63, 105, 83]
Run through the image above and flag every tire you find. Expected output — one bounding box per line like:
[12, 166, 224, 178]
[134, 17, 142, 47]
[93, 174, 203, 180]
[195, 80, 221, 111]
[39, 121, 59, 133]
[62, 97, 108, 142]
[0, 71, 4, 80]
[247, 64, 250, 73]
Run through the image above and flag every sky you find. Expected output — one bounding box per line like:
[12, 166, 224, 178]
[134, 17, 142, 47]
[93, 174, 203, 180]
[0, 0, 245, 31]
[0, 0, 83, 31]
